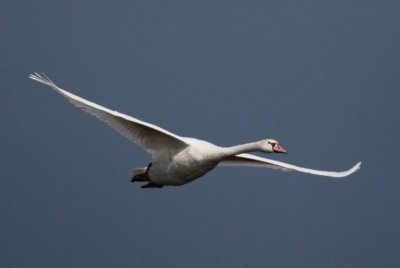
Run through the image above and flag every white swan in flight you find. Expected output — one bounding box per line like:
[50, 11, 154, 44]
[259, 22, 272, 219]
[29, 73, 361, 188]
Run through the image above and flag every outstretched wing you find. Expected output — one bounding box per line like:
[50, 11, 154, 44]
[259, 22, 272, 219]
[219, 153, 361, 178]
[29, 72, 188, 155]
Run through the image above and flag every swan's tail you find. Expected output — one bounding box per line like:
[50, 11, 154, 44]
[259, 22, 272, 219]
[131, 167, 148, 176]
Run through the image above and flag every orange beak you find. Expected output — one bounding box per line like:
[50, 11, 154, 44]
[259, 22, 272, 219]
[273, 144, 287, 154]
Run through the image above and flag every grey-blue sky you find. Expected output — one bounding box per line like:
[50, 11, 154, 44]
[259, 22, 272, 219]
[1, 1, 399, 267]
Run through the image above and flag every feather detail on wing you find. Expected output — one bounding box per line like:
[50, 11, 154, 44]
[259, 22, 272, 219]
[219, 153, 361, 178]
[29, 72, 188, 154]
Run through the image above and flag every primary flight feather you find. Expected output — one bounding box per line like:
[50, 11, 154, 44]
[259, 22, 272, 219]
[29, 72, 361, 188]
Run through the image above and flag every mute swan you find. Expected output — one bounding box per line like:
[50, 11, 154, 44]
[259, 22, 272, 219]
[29, 73, 361, 188]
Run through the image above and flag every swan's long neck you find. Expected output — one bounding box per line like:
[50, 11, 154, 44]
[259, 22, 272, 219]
[221, 141, 264, 157]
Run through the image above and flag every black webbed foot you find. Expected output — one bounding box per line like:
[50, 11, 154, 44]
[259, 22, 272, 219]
[141, 182, 163, 189]
[131, 174, 148, 182]
[131, 162, 153, 183]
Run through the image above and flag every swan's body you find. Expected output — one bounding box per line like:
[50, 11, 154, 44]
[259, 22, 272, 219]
[148, 138, 221, 186]
[29, 73, 361, 188]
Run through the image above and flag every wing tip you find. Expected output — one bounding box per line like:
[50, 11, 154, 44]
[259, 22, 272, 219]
[338, 161, 362, 178]
[353, 161, 362, 172]
[29, 72, 57, 88]
[355, 161, 362, 171]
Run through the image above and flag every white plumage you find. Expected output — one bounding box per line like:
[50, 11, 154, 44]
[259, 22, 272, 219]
[29, 73, 361, 188]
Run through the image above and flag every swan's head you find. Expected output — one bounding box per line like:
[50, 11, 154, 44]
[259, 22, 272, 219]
[261, 139, 287, 153]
